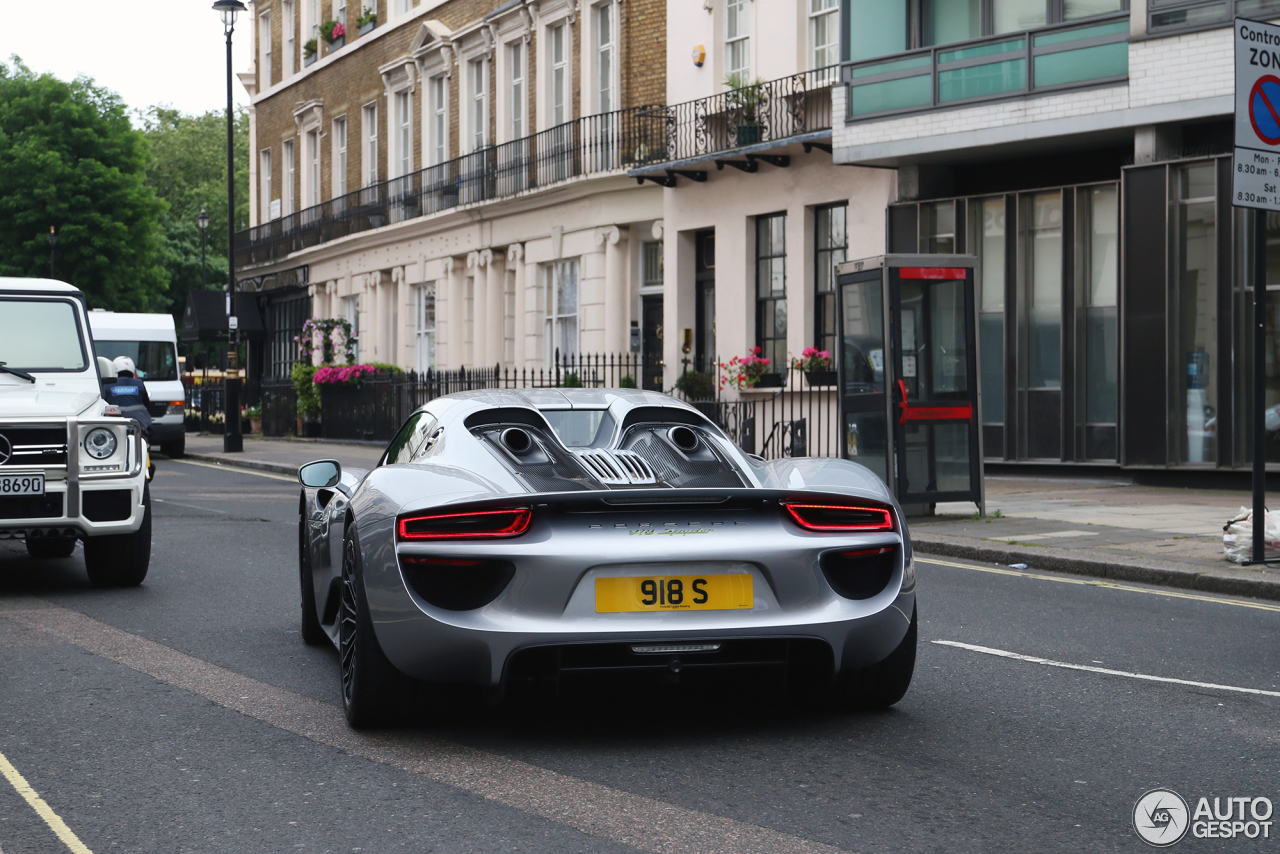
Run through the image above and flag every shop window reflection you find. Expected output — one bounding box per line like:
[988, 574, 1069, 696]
[1175, 163, 1217, 464]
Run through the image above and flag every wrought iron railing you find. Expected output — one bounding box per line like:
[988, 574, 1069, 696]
[234, 105, 668, 269]
[842, 14, 1128, 120]
[632, 65, 837, 169]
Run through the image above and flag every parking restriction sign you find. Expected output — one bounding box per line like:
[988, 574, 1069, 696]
[1235, 18, 1280, 210]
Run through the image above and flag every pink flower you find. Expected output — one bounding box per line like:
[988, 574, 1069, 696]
[332, 22, 346, 37]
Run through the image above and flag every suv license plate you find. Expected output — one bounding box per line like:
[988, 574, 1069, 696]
[0, 474, 45, 496]
[595, 574, 753, 613]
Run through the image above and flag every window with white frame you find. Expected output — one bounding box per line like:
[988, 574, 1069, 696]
[283, 0, 295, 75]
[396, 0, 412, 16]
[808, 0, 838, 70]
[308, 0, 320, 44]
[415, 283, 436, 372]
[394, 90, 412, 178]
[470, 58, 488, 150]
[596, 3, 615, 113]
[343, 294, 361, 362]
[362, 102, 378, 186]
[549, 23, 568, 126]
[259, 149, 272, 221]
[305, 128, 320, 208]
[336, 0, 346, 26]
[725, 0, 751, 80]
[508, 42, 525, 140]
[544, 259, 580, 362]
[258, 11, 272, 86]
[332, 117, 347, 197]
[430, 76, 447, 164]
[282, 138, 295, 215]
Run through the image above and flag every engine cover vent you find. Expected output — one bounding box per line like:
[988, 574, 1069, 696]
[575, 449, 659, 485]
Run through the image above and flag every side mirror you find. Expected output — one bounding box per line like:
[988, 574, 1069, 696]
[299, 459, 341, 489]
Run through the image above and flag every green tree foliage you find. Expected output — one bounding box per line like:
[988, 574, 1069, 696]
[136, 105, 249, 320]
[0, 58, 168, 310]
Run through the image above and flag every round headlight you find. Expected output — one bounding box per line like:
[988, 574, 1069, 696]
[84, 428, 118, 460]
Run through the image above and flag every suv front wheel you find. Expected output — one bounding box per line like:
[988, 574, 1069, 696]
[84, 485, 152, 587]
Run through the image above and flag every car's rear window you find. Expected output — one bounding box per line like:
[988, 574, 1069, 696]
[542, 410, 610, 447]
[0, 299, 88, 371]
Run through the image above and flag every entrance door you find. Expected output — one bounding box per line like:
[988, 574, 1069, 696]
[889, 267, 980, 505]
[641, 295, 663, 391]
[695, 230, 716, 374]
[836, 270, 891, 487]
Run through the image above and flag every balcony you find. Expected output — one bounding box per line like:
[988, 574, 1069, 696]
[626, 65, 838, 184]
[843, 14, 1128, 121]
[234, 105, 668, 270]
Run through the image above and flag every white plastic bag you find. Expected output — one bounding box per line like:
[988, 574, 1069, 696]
[1222, 507, 1280, 563]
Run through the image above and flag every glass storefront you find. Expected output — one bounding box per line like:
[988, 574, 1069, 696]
[1077, 185, 1119, 459]
[1174, 163, 1218, 464]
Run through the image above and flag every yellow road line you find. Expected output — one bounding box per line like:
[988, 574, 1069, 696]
[915, 556, 1280, 613]
[170, 458, 296, 482]
[0, 749, 93, 854]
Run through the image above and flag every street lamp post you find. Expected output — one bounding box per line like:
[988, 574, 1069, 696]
[47, 226, 57, 279]
[213, 0, 246, 453]
[197, 206, 211, 434]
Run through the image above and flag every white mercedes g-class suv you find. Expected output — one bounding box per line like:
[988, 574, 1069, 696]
[0, 278, 151, 586]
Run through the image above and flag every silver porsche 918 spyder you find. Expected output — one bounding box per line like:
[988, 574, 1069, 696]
[296, 388, 917, 727]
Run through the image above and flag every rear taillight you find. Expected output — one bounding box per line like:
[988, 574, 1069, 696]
[397, 506, 532, 541]
[783, 502, 895, 533]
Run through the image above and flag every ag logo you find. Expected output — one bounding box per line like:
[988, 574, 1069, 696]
[1134, 788, 1190, 847]
[0, 433, 10, 465]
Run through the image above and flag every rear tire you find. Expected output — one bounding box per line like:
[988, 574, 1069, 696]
[161, 434, 185, 459]
[83, 486, 151, 587]
[298, 507, 327, 646]
[338, 525, 417, 728]
[832, 604, 917, 711]
[26, 537, 76, 559]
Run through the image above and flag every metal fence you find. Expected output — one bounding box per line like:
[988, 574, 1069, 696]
[649, 65, 837, 165]
[234, 105, 668, 269]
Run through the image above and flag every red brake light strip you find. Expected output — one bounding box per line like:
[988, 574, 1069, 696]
[397, 507, 532, 541]
[784, 503, 895, 532]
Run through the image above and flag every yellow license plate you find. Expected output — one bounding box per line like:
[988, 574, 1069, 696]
[594, 574, 753, 613]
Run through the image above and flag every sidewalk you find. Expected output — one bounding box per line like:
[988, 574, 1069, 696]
[174, 435, 1280, 601]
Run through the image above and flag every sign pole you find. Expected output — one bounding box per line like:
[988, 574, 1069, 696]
[1255, 210, 1267, 564]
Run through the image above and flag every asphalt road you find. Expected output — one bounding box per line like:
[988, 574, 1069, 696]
[1, 459, 1277, 853]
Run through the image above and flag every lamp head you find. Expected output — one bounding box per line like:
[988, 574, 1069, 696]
[197, 206, 210, 231]
[212, 0, 247, 31]
[47, 225, 57, 247]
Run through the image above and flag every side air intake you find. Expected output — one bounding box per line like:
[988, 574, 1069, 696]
[575, 449, 659, 486]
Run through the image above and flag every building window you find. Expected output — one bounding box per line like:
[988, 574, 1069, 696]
[362, 102, 378, 186]
[430, 76, 448, 164]
[283, 0, 295, 75]
[596, 3, 615, 113]
[332, 117, 347, 198]
[814, 203, 846, 356]
[259, 149, 273, 221]
[756, 212, 787, 374]
[336, 0, 346, 26]
[920, 200, 956, 252]
[1174, 162, 1217, 464]
[305, 128, 320, 208]
[1018, 189, 1063, 459]
[545, 259, 580, 362]
[643, 241, 664, 289]
[808, 0, 838, 70]
[394, 90, 412, 178]
[550, 23, 569, 126]
[396, 0, 412, 15]
[416, 283, 436, 372]
[726, 0, 751, 79]
[1148, 0, 1241, 33]
[343, 294, 361, 362]
[471, 59, 488, 150]
[269, 297, 309, 378]
[969, 195, 1007, 456]
[258, 11, 272, 86]
[509, 41, 525, 139]
[282, 138, 295, 216]
[1075, 183, 1119, 460]
[307, 0, 320, 44]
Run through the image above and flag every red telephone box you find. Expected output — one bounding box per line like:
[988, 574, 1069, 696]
[835, 254, 984, 514]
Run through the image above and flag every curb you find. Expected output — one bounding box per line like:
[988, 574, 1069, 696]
[182, 453, 299, 477]
[911, 533, 1280, 603]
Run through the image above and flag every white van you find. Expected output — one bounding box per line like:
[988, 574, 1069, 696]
[87, 311, 187, 457]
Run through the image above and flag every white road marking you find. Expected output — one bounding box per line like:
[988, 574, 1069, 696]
[933, 640, 1280, 698]
[6, 604, 845, 854]
[0, 749, 94, 853]
[169, 459, 296, 482]
[915, 556, 1280, 613]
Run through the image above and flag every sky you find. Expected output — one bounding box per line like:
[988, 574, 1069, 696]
[2, 1, 256, 119]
